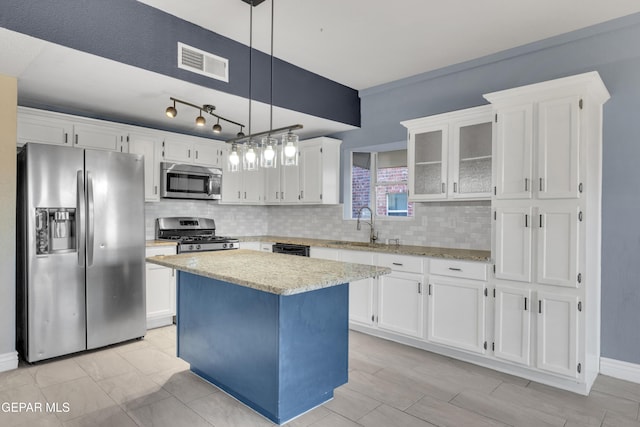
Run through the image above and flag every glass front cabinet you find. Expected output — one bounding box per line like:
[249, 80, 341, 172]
[402, 105, 493, 202]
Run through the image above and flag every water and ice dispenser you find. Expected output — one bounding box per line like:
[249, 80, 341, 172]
[35, 208, 76, 254]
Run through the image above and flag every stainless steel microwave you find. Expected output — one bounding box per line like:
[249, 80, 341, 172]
[161, 162, 222, 200]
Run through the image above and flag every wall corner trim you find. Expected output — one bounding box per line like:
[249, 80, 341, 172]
[0, 351, 19, 373]
[600, 357, 640, 384]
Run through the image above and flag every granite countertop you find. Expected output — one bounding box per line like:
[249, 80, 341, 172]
[237, 236, 491, 262]
[146, 240, 178, 248]
[146, 249, 391, 296]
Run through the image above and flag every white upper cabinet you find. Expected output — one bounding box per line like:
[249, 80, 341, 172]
[17, 107, 127, 152]
[402, 105, 492, 202]
[73, 123, 124, 152]
[129, 132, 162, 202]
[264, 152, 300, 204]
[537, 96, 581, 199]
[163, 138, 192, 163]
[493, 98, 579, 200]
[485, 75, 606, 201]
[18, 109, 73, 146]
[221, 148, 243, 203]
[452, 118, 493, 199]
[408, 124, 448, 200]
[494, 104, 534, 199]
[298, 137, 341, 204]
[162, 137, 224, 167]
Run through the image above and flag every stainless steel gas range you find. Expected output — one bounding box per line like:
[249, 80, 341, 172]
[155, 217, 239, 253]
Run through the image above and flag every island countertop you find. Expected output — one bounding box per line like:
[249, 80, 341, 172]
[146, 249, 391, 296]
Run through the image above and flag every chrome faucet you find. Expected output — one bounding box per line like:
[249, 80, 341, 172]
[356, 206, 378, 244]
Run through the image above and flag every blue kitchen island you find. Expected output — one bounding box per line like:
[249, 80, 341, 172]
[146, 249, 390, 425]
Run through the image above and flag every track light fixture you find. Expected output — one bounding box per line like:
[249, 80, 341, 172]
[164, 97, 244, 134]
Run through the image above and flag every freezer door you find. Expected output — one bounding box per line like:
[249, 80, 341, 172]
[85, 150, 146, 349]
[18, 144, 86, 362]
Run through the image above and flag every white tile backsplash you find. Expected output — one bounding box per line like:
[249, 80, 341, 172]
[145, 200, 491, 250]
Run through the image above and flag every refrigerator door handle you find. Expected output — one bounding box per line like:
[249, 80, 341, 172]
[87, 171, 95, 267]
[77, 171, 85, 267]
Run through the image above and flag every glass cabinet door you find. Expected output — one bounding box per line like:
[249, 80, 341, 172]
[410, 126, 448, 200]
[452, 120, 492, 198]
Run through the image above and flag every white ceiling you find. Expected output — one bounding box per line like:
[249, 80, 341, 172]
[138, 0, 640, 89]
[1, 1, 640, 140]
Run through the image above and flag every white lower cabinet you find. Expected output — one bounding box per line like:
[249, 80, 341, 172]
[347, 252, 425, 339]
[342, 250, 376, 327]
[536, 291, 579, 378]
[427, 275, 486, 354]
[378, 271, 424, 339]
[310, 246, 340, 260]
[145, 245, 177, 329]
[493, 284, 532, 365]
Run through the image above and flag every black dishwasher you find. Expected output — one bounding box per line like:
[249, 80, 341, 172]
[272, 243, 310, 257]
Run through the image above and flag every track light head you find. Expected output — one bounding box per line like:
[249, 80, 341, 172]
[195, 110, 206, 126]
[237, 127, 245, 138]
[213, 119, 222, 133]
[165, 105, 177, 118]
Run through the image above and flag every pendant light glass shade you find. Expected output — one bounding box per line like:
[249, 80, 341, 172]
[228, 143, 240, 172]
[281, 131, 299, 166]
[243, 141, 260, 171]
[261, 137, 277, 169]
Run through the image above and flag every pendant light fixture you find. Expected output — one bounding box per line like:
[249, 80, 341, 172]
[226, 0, 303, 171]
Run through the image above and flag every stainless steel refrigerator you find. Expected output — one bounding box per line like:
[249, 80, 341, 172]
[17, 143, 146, 362]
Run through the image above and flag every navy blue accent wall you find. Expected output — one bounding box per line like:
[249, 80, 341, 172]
[0, 0, 360, 127]
[336, 13, 640, 364]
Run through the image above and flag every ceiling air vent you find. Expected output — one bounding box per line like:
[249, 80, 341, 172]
[177, 42, 229, 83]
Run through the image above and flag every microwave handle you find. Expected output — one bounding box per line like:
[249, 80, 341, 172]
[207, 176, 214, 196]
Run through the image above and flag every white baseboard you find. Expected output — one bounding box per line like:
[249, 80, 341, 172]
[0, 351, 19, 373]
[600, 357, 640, 384]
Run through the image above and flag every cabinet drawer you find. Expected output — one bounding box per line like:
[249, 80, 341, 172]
[430, 259, 487, 281]
[376, 253, 424, 274]
[146, 245, 177, 257]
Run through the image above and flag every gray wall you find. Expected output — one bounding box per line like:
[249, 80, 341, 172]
[335, 13, 640, 364]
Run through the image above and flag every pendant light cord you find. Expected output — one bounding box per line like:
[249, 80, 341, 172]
[269, 0, 274, 134]
[248, 1, 253, 137]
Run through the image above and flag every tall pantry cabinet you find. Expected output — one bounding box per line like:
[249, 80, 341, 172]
[484, 72, 609, 393]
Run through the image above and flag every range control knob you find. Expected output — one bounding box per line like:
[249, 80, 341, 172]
[188, 245, 194, 251]
[223, 243, 228, 248]
[196, 244, 201, 250]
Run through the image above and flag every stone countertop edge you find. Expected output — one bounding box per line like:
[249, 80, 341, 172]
[146, 240, 178, 247]
[146, 249, 391, 296]
[238, 236, 491, 262]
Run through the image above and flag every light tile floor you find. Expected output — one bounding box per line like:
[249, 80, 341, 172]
[1, 325, 640, 426]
